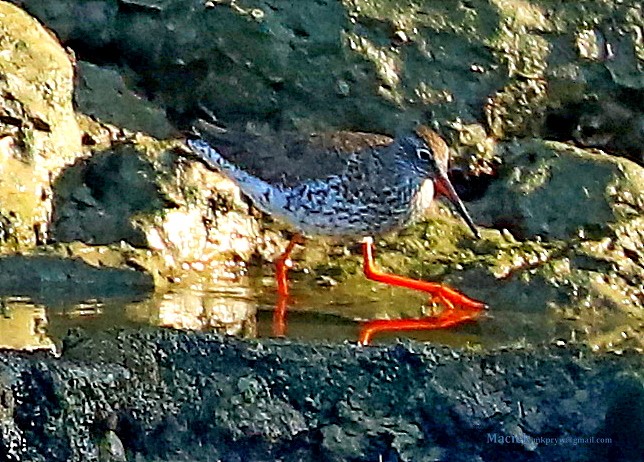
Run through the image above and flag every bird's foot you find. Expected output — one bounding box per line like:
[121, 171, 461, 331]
[359, 237, 486, 345]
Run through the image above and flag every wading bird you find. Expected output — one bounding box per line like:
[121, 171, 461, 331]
[186, 124, 486, 343]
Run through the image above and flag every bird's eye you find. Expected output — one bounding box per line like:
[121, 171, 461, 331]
[417, 148, 432, 162]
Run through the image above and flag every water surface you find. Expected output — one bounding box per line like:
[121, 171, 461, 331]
[0, 272, 602, 354]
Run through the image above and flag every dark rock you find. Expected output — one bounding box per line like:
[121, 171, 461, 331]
[0, 329, 641, 461]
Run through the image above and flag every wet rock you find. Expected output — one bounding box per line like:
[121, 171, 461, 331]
[462, 139, 644, 351]
[0, 254, 153, 301]
[0, 329, 641, 461]
[0, 1, 82, 250]
[52, 143, 173, 247]
[74, 61, 176, 140]
[14, 0, 642, 139]
[48, 135, 266, 284]
[571, 99, 644, 165]
[0, 3, 282, 293]
[98, 430, 126, 462]
[473, 140, 643, 241]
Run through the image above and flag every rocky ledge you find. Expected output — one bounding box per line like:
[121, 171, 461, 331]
[0, 329, 642, 461]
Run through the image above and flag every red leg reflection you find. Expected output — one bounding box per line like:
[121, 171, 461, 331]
[272, 234, 303, 337]
[358, 237, 486, 345]
[273, 294, 288, 337]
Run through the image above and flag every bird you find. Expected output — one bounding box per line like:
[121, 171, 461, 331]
[185, 122, 486, 344]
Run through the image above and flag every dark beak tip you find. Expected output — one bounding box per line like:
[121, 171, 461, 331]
[435, 173, 481, 240]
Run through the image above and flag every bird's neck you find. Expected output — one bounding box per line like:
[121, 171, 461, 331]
[410, 179, 436, 216]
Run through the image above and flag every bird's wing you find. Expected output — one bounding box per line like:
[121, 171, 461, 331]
[191, 118, 394, 187]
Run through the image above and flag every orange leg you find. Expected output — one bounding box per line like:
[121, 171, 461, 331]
[272, 234, 304, 336]
[359, 237, 486, 344]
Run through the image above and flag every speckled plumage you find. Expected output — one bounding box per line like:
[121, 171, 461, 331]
[187, 126, 473, 238]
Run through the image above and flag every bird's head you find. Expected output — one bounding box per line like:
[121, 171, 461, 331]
[402, 126, 480, 239]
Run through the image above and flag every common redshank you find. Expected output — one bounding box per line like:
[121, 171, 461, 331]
[186, 124, 486, 344]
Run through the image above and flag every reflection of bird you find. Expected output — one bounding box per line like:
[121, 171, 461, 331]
[187, 123, 486, 343]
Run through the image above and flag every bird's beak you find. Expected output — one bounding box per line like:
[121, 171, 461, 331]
[434, 172, 481, 239]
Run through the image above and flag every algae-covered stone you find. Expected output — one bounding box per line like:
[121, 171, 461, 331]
[425, 141, 642, 350]
[0, 2, 276, 296]
[48, 132, 266, 285]
[16, 0, 644, 142]
[74, 60, 176, 139]
[0, 1, 82, 250]
[472, 140, 643, 240]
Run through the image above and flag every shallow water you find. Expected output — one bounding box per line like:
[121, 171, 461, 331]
[0, 272, 604, 353]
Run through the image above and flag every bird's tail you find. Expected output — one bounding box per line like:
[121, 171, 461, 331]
[187, 138, 239, 174]
[186, 138, 285, 213]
